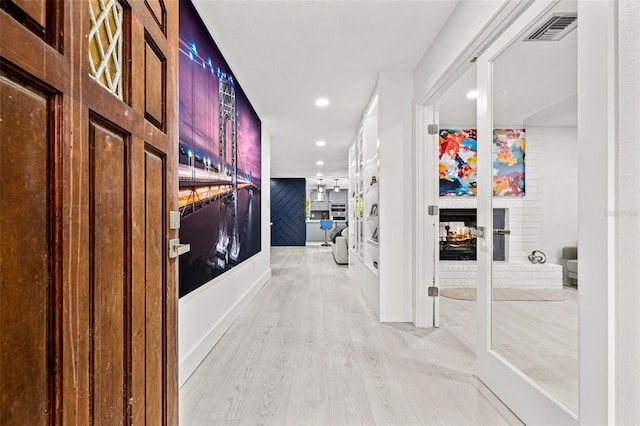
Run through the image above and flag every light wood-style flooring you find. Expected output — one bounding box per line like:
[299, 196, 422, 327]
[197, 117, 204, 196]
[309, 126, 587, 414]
[180, 246, 527, 425]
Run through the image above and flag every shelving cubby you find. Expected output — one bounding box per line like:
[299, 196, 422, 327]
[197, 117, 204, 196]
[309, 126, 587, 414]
[348, 130, 364, 268]
[348, 95, 381, 316]
[362, 114, 379, 276]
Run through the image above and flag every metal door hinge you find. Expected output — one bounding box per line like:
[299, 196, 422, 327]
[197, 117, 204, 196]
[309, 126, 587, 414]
[427, 124, 439, 135]
[428, 286, 439, 297]
[427, 205, 439, 216]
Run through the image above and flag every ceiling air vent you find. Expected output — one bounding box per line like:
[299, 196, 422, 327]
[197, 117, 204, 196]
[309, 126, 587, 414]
[525, 14, 577, 41]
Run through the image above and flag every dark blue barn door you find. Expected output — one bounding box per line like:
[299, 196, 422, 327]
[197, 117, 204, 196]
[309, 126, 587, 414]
[271, 178, 306, 246]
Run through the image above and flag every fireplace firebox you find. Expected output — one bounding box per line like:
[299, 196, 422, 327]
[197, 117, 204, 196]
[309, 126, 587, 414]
[439, 208, 506, 261]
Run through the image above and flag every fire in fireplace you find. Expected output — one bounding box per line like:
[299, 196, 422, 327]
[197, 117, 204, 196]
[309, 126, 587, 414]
[439, 208, 506, 261]
[440, 209, 478, 260]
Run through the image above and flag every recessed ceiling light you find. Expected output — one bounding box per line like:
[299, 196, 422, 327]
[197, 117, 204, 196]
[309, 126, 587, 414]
[315, 98, 330, 107]
[316, 160, 324, 166]
[316, 140, 326, 147]
[316, 172, 323, 177]
[466, 90, 478, 100]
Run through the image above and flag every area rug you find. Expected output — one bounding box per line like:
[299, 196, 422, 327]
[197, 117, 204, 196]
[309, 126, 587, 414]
[440, 287, 566, 301]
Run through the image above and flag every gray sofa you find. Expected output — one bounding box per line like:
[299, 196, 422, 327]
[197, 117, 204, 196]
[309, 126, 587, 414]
[560, 246, 578, 286]
[332, 228, 349, 265]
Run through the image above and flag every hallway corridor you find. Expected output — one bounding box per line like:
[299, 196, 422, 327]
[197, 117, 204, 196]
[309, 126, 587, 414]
[179, 246, 521, 425]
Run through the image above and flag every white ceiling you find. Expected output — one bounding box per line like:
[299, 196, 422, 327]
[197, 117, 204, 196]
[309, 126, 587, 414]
[192, 0, 459, 180]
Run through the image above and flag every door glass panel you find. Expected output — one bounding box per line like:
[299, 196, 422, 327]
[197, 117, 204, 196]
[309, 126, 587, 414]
[491, 0, 578, 414]
[89, 0, 124, 100]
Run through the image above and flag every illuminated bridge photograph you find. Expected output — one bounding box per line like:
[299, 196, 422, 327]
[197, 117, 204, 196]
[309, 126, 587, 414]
[178, 1, 262, 297]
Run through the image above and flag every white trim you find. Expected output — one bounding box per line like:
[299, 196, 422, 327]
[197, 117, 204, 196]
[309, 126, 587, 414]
[413, 105, 432, 327]
[606, 0, 617, 421]
[179, 268, 271, 387]
[413, 104, 425, 326]
[430, 108, 440, 328]
[577, 1, 617, 423]
[476, 33, 493, 398]
[615, 1, 640, 423]
[413, 104, 441, 328]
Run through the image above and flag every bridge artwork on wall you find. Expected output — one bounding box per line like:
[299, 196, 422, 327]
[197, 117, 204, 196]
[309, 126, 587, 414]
[178, 1, 262, 297]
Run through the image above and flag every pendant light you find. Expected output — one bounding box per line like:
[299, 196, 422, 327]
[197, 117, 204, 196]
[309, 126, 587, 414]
[317, 179, 325, 201]
[334, 179, 340, 192]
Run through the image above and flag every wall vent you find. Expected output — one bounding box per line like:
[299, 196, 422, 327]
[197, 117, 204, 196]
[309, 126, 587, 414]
[525, 14, 577, 41]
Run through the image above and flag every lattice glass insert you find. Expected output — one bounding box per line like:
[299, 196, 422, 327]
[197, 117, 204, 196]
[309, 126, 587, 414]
[88, 0, 123, 100]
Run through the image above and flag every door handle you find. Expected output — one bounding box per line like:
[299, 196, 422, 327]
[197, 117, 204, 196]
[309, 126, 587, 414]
[475, 227, 511, 237]
[169, 238, 190, 258]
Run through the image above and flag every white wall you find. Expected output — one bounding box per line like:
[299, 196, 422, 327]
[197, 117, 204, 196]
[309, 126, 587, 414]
[536, 126, 578, 263]
[494, 128, 543, 263]
[616, 0, 640, 423]
[178, 127, 272, 387]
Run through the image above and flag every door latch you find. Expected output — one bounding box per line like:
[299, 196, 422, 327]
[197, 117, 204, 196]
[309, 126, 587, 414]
[428, 286, 439, 297]
[169, 238, 190, 258]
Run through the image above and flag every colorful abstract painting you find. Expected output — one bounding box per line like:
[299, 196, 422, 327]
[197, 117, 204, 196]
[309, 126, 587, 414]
[493, 129, 526, 196]
[439, 129, 478, 196]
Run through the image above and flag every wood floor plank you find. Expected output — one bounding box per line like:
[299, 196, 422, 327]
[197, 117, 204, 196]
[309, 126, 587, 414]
[327, 379, 376, 425]
[346, 312, 419, 424]
[180, 314, 281, 422]
[238, 327, 298, 425]
[284, 328, 329, 425]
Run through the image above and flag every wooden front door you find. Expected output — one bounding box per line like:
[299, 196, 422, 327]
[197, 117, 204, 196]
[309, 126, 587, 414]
[0, 0, 178, 424]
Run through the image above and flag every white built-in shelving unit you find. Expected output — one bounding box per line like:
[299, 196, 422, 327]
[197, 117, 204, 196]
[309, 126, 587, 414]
[348, 72, 413, 322]
[349, 95, 381, 316]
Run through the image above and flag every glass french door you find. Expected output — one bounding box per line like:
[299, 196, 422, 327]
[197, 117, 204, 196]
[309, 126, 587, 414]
[476, 0, 579, 424]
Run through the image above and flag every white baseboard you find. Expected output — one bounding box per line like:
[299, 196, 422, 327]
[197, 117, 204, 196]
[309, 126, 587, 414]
[178, 268, 271, 387]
